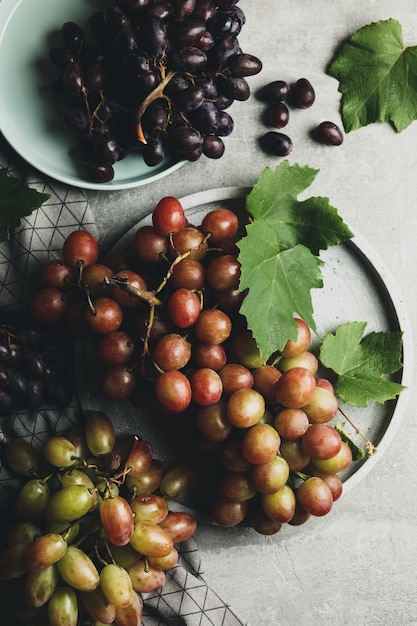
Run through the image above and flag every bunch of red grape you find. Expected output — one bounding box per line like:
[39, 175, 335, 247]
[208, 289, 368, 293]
[0, 322, 72, 416]
[0, 410, 197, 625]
[27, 195, 354, 535]
[49, 0, 263, 182]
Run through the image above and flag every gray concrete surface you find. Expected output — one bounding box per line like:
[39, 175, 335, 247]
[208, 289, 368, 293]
[86, 2, 417, 624]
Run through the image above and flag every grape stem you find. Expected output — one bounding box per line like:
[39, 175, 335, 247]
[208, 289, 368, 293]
[135, 70, 176, 144]
[337, 406, 377, 455]
[103, 276, 163, 307]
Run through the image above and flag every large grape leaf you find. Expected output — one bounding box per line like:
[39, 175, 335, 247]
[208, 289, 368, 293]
[237, 163, 352, 361]
[328, 18, 417, 133]
[0, 168, 50, 241]
[246, 162, 353, 255]
[238, 220, 323, 361]
[319, 321, 405, 407]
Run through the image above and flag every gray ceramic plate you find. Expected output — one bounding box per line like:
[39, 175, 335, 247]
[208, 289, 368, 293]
[0, 0, 185, 190]
[76, 187, 412, 518]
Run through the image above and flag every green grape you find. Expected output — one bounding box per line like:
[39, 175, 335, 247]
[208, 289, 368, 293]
[85, 410, 116, 457]
[108, 543, 142, 570]
[159, 463, 197, 500]
[95, 479, 119, 505]
[57, 545, 100, 591]
[5, 520, 42, 545]
[48, 586, 78, 626]
[0, 543, 28, 580]
[24, 532, 68, 573]
[45, 521, 79, 545]
[61, 467, 96, 490]
[80, 586, 117, 624]
[130, 521, 173, 558]
[6, 437, 39, 477]
[24, 563, 59, 607]
[42, 436, 78, 468]
[100, 563, 133, 608]
[45, 484, 95, 522]
[261, 484, 296, 524]
[16, 478, 50, 522]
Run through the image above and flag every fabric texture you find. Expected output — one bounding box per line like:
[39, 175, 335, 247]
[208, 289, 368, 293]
[0, 135, 247, 626]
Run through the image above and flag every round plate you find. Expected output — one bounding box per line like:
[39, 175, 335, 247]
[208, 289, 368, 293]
[0, 0, 185, 191]
[76, 187, 412, 519]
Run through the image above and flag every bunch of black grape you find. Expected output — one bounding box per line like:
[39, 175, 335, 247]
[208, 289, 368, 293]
[49, 0, 263, 183]
[0, 322, 72, 416]
[0, 410, 198, 625]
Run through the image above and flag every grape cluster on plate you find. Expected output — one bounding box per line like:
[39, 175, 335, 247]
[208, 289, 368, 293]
[49, 0, 263, 182]
[0, 411, 197, 625]
[28, 195, 354, 534]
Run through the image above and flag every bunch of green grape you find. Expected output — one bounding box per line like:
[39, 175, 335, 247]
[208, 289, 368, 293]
[0, 410, 197, 626]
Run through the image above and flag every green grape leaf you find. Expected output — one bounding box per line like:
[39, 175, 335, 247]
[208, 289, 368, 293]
[334, 422, 366, 461]
[246, 162, 353, 255]
[328, 18, 417, 133]
[0, 168, 50, 241]
[238, 220, 323, 361]
[319, 321, 405, 407]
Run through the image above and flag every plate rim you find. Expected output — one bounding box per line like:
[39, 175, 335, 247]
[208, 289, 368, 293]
[0, 0, 186, 191]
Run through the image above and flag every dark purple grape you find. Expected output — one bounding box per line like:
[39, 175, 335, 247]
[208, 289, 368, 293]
[216, 110, 234, 136]
[184, 144, 203, 161]
[170, 47, 207, 71]
[260, 80, 290, 102]
[290, 78, 315, 109]
[112, 24, 139, 53]
[0, 342, 11, 364]
[88, 161, 115, 183]
[17, 328, 42, 347]
[83, 41, 106, 68]
[142, 100, 169, 130]
[62, 63, 83, 96]
[103, 6, 129, 30]
[228, 53, 262, 77]
[145, 18, 169, 55]
[169, 125, 203, 152]
[210, 34, 239, 66]
[202, 134, 225, 158]
[61, 22, 84, 50]
[164, 74, 191, 98]
[193, 0, 217, 21]
[172, 0, 196, 21]
[85, 63, 107, 90]
[314, 121, 344, 146]
[261, 131, 293, 156]
[213, 93, 233, 110]
[6, 344, 21, 368]
[122, 53, 150, 77]
[49, 47, 77, 69]
[174, 18, 206, 47]
[174, 86, 205, 111]
[26, 379, 46, 409]
[0, 390, 13, 416]
[190, 102, 218, 133]
[0, 364, 9, 386]
[148, 0, 173, 20]
[195, 76, 218, 98]
[142, 135, 168, 166]
[194, 30, 214, 52]
[134, 69, 162, 95]
[266, 102, 289, 129]
[20, 352, 46, 379]
[6, 370, 27, 399]
[92, 134, 121, 164]
[220, 76, 250, 101]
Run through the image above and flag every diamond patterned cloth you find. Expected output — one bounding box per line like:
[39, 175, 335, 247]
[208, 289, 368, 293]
[0, 135, 247, 626]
